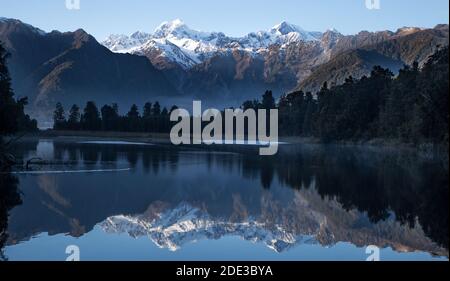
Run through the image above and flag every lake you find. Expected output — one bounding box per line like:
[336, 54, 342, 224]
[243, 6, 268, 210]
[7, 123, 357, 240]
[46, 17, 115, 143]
[1, 138, 448, 261]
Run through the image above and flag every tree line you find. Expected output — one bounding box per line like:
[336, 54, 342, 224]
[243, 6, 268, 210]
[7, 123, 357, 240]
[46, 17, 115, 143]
[53, 101, 177, 133]
[53, 47, 448, 146]
[276, 46, 448, 145]
[53, 90, 278, 135]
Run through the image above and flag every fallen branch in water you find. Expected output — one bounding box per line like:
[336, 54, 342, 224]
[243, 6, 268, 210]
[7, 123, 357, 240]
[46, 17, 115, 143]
[25, 157, 46, 170]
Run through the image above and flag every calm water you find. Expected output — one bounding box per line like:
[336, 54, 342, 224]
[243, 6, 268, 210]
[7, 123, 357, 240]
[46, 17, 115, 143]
[1, 139, 448, 261]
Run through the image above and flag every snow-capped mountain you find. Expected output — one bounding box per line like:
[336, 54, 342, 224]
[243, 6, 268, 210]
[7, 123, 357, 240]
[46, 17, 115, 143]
[99, 196, 447, 256]
[100, 202, 317, 253]
[269, 21, 323, 42]
[102, 31, 151, 52]
[2, 17, 445, 122]
[102, 19, 326, 69]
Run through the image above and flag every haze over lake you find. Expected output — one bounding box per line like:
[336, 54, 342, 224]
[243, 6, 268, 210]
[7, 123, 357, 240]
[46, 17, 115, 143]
[2, 139, 448, 261]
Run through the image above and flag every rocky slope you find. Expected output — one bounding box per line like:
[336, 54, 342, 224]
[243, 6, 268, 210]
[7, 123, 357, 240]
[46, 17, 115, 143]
[103, 20, 448, 99]
[0, 18, 177, 126]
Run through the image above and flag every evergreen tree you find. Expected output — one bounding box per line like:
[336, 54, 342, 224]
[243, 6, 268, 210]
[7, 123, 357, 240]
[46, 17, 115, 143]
[152, 102, 161, 116]
[416, 47, 449, 143]
[15, 97, 38, 132]
[53, 102, 66, 130]
[101, 104, 119, 131]
[302, 92, 316, 136]
[0, 44, 20, 136]
[127, 104, 140, 119]
[67, 104, 81, 130]
[242, 100, 259, 110]
[143, 102, 153, 119]
[126, 104, 140, 132]
[169, 105, 179, 114]
[261, 90, 276, 109]
[81, 101, 101, 131]
[112, 103, 119, 115]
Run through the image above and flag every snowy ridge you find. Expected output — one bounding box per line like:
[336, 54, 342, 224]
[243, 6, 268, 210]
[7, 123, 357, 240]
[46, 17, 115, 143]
[134, 39, 200, 69]
[101, 19, 327, 69]
[100, 202, 317, 252]
[102, 31, 151, 52]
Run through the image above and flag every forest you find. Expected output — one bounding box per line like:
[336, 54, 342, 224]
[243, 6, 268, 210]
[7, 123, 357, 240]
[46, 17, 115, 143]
[51, 47, 449, 146]
[277, 47, 449, 145]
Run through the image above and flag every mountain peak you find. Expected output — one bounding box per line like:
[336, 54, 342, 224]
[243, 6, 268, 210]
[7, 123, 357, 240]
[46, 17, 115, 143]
[269, 21, 322, 42]
[395, 26, 422, 36]
[271, 21, 303, 35]
[154, 18, 190, 38]
[325, 28, 341, 34]
[159, 18, 185, 29]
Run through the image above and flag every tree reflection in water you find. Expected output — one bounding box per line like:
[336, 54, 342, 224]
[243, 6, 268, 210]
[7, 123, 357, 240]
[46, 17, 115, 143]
[4, 141, 449, 257]
[51, 142, 450, 250]
[0, 173, 22, 260]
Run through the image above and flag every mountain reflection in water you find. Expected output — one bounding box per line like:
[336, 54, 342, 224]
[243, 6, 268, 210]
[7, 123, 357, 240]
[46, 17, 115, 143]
[2, 139, 448, 260]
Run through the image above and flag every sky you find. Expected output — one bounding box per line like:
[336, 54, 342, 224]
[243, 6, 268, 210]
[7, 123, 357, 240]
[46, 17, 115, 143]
[0, 0, 449, 40]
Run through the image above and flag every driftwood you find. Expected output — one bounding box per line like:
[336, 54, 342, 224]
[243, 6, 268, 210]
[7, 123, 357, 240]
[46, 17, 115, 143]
[1, 134, 75, 170]
[25, 157, 47, 170]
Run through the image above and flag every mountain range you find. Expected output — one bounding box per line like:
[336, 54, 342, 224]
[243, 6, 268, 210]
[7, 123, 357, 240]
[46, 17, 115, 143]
[100, 196, 446, 256]
[102, 19, 324, 69]
[0, 17, 448, 125]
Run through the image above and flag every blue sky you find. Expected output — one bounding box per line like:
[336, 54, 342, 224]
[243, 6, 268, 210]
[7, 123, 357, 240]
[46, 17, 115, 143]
[1, 0, 448, 40]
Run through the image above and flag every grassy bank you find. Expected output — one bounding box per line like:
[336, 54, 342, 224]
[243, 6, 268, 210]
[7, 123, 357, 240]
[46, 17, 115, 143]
[7, 130, 449, 154]
[18, 130, 173, 144]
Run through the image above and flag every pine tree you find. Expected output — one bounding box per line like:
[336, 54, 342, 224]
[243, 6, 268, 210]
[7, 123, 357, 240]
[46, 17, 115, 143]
[53, 102, 66, 130]
[126, 104, 140, 132]
[81, 101, 101, 131]
[0, 43, 19, 136]
[261, 90, 276, 109]
[152, 102, 161, 116]
[143, 102, 152, 119]
[67, 104, 80, 130]
[101, 104, 119, 131]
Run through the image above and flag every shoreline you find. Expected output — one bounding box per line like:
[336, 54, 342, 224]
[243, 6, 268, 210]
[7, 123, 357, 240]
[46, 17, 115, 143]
[6, 130, 449, 155]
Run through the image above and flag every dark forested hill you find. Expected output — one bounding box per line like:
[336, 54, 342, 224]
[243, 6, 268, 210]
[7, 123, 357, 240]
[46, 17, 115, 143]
[279, 47, 449, 145]
[297, 26, 449, 93]
[0, 18, 178, 125]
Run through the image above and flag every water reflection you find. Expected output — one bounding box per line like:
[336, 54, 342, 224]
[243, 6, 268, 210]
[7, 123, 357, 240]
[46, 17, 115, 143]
[0, 173, 22, 261]
[3, 139, 449, 259]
